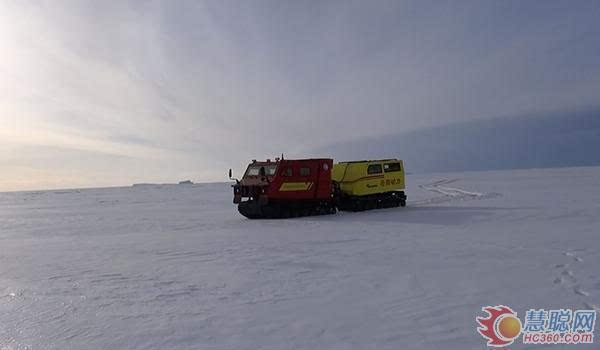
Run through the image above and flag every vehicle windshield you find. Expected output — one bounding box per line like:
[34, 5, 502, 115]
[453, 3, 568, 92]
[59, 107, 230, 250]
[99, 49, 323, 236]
[245, 164, 277, 177]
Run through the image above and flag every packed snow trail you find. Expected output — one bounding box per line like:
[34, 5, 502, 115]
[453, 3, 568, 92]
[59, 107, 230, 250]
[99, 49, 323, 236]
[414, 178, 501, 205]
[1, 167, 599, 350]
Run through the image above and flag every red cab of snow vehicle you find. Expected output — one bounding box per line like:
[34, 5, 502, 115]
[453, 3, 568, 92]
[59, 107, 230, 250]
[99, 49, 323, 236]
[230, 158, 336, 219]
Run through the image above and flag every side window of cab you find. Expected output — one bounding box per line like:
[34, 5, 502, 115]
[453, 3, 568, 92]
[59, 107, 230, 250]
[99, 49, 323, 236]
[367, 164, 383, 174]
[281, 168, 293, 177]
[300, 167, 311, 176]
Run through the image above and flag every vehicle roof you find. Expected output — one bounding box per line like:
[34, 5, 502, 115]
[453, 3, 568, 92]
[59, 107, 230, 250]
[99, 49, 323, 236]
[337, 159, 400, 164]
[248, 158, 332, 165]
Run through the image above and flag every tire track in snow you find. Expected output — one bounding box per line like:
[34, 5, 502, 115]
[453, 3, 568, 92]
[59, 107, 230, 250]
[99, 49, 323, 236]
[554, 249, 599, 311]
[413, 179, 501, 206]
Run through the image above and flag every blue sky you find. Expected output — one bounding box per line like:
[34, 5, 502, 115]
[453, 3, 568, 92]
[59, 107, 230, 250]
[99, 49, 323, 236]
[1, 1, 599, 190]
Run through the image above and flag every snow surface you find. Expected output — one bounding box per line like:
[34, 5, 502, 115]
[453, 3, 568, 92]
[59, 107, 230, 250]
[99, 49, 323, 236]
[1, 167, 599, 350]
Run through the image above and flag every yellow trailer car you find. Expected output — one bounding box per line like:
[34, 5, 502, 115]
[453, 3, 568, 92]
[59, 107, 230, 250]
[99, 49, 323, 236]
[332, 159, 407, 211]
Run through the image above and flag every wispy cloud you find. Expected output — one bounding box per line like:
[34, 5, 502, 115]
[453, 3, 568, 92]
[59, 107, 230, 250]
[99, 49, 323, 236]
[1, 1, 599, 190]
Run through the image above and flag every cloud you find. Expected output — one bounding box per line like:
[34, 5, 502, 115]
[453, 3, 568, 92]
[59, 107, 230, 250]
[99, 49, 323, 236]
[1, 1, 599, 190]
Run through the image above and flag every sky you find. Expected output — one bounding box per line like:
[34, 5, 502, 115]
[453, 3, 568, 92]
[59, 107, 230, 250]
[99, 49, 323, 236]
[1, 0, 599, 191]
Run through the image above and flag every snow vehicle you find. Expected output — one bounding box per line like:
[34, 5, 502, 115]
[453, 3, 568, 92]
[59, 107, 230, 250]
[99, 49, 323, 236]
[332, 159, 407, 211]
[230, 158, 337, 219]
[229, 157, 407, 219]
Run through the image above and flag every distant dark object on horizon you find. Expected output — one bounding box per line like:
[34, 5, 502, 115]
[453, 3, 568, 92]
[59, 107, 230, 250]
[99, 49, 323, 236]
[179, 180, 194, 185]
[317, 107, 600, 173]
